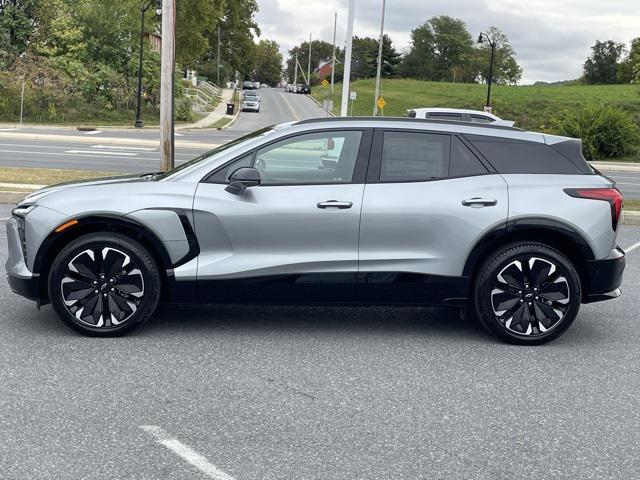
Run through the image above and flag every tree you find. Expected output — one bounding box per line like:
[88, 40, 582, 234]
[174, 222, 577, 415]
[285, 39, 335, 83]
[0, 0, 39, 56]
[474, 27, 522, 85]
[31, 0, 85, 59]
[351, 35, 400, 79]
[177, 0, 225, 67]
[583, 40, 625, 84]
[399, 16, 474, 82]
[253, 39, 282, 85]
[617, 37, 640, 84]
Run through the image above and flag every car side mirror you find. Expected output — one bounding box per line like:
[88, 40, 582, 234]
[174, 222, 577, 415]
[225, 167, 261, 195]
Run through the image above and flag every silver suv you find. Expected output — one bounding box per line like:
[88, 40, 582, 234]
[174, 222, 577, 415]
[5, 118, 626, 344]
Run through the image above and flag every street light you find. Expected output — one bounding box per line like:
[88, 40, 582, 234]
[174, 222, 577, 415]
[135, 0, 162, 128]
[477, 32, 496, 112]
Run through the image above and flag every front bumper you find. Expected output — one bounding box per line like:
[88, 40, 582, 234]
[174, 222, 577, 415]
[583, 246, 625, 303]
[5, 217, 40, 302]
[241, 103, 259, 111]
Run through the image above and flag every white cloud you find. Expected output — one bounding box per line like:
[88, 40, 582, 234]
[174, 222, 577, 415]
[254, 0, 640, 83]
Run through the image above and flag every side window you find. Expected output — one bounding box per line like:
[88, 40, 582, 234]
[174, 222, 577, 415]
[207, 154, 253, 183]
[380, 131, 450, 182]
[450, 137, 488, 177]
[254, 131, 363, 185]
[470, 115, 494, 124]
[428, 113, 462, 121]
[469, 138, 583, 174]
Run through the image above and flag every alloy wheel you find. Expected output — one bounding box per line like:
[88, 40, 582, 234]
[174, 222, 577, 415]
[490, 256, 570, 336]
[60, 247, 145, 328]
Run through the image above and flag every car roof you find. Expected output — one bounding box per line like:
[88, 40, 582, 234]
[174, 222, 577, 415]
[292, 116, 555, 143]
[408, 107, 501, 120]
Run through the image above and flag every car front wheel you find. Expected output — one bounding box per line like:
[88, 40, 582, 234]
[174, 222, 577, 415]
[473, 242, 582, 345]
[48, 233, 162, 336]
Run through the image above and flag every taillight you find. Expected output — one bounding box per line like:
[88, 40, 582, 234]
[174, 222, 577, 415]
[565, 188, 624, 230]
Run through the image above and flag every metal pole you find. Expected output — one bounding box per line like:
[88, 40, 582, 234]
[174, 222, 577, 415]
[340, 0, 355, 117]
[307, 33, 312, 87]
[330, 12, 337, 96]
[372, 0, 386, 116]
[19, 78, 25, 125]
[293, 51, 298, 86]
[134, 5, 146, 128]
[486, 42, 495, 108]
[160, 0, 175, 171]
[217, 24, 221, 86]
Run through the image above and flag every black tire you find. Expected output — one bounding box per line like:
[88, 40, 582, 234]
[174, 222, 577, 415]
[48, 233, 162, 336]
[473, 242, 582, 345]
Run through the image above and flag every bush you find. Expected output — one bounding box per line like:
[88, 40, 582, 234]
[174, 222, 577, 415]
[552, 105, 640, 160]
[175, 96, 194, 122]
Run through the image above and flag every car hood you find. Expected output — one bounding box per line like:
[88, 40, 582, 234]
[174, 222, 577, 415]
[22, 174, 148, 204]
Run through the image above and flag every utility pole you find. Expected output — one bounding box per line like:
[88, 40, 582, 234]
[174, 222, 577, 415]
[330, 12, 337, 96]
[340, 0, 355, 117]
[293, 51, 298, 86]
[217, 23, 221, 86]
[307, 33, 312, 86]
[372, 0, 386, 116]
[160, 0, 175, 171]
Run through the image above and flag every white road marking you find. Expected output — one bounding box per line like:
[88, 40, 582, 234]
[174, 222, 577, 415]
[0, 128, 18, 131]
[0, 217, 9, 221]
[140, 425, 235, 480]
[280, 93, 300, 120]
[83, 130, 103, 135]
[91, 145, 156, 151]
[625, 241, 640, 253]
[65, 149, 137, 156]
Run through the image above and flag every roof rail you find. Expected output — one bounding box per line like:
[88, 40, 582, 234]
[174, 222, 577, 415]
[294, 116, 524, 132]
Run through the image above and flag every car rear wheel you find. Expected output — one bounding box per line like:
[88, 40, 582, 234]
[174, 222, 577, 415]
[48, 233, 161, 336]
[473, 242, 582, 345]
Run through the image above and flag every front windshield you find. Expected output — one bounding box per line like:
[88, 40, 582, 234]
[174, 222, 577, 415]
[155, 126, 275, 179]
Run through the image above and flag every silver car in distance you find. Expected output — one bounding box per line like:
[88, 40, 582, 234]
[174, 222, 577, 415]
[5, 117, 626, 344]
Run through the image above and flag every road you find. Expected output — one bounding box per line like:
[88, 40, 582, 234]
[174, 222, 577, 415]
[0, 203, 639, 479]
[0, 88, 329, 174]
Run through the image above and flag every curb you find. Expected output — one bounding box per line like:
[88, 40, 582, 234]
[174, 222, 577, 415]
[591, 161, 640, 173]
[309, 94, 336, 117]
[621, 210, 640, 226]
[0, 131, 219, 150]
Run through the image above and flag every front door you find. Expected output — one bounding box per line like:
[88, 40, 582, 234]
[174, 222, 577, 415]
[193, 129, 371, 303]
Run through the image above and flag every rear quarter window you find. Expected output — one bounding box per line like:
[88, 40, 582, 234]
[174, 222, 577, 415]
[467, 137, 584, 174]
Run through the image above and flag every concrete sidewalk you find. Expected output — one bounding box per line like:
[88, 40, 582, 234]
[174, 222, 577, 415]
[591, 161, 640, 172]
[179, 89, 237, 129]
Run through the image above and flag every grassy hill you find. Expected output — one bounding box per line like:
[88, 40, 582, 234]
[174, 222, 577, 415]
[312, 78, 640, 135]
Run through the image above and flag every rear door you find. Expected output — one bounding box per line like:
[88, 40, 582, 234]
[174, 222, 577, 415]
[358, 129, 508, 303]
[193, 129, 372, 303]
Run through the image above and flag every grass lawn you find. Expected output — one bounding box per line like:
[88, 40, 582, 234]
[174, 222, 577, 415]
[0, 167, 119, 187]
[312, 78, 640, 135]
[624, 199, 640, 211]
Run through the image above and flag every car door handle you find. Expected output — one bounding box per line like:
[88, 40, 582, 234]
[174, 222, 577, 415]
[462, 198, 498, 207]
[317, 200, 353, 209]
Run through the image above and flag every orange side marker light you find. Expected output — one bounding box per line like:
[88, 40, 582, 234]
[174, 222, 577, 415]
[55, 219, 79, 233]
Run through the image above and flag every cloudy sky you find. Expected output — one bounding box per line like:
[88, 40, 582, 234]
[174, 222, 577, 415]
[254, 0, 640, 83]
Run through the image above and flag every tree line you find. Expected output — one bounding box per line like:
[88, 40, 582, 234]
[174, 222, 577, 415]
[0, 0, 282, 122]
[286, 16, 523, 86]
[583, 38, 640, 85]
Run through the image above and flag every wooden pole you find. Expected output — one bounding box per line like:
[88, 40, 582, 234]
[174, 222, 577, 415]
[160, 0, 175, 171]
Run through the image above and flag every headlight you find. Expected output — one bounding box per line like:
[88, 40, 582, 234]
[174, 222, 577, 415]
[12, 204, 37, 218]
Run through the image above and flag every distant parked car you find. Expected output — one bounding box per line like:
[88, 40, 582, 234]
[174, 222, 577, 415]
[298, 84, 311, 94]
[407, 108, 515, 127]
[253, 81, 261, 89]
[241, 90, 260, 112]
[242, 80, 256, 90]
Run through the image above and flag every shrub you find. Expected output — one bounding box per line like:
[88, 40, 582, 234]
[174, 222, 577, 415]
[552, 105, 640, 160]
[175, 96, 194, 122]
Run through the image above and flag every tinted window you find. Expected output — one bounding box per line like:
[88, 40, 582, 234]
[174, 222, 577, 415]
[469, 138, 583, 174]
[450, 137, 488, 177]
[255, 131, 362, 185]
[428, 113, 462, 121]
[470, 115, 494, 124]
[380, 132, 449, 182]
[208, 154, 253, 183]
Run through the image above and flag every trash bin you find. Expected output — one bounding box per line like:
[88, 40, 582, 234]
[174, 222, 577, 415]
[226, 103, 235, 115]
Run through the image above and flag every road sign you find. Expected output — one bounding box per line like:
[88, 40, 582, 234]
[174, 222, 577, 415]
[377, 97, 386, 109]
[321, 79, 329, 87]
[349, 91, 357, 101]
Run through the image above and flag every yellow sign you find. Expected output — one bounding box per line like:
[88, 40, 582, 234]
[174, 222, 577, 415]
[321, 79, 329, 87]
[377, 97, 386, 109]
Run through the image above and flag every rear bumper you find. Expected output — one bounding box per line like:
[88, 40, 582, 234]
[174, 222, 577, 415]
[583, 246, 625, 303]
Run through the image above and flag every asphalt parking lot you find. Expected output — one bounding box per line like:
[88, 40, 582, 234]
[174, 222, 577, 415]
[1, 203, 639, 479]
